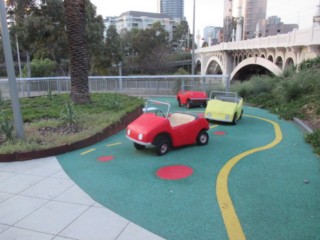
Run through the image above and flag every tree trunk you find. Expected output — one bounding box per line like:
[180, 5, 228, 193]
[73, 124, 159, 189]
[64, 0, 90, 104]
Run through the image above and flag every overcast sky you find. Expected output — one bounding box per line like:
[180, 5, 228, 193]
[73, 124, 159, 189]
[90, 0, 319, 35]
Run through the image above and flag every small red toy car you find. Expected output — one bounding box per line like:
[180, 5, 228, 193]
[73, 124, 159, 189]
[126, 100, 210, 155]
[177, 90, 208, 108]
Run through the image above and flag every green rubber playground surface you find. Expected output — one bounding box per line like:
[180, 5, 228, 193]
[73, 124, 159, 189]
[57, 97, 320, 240]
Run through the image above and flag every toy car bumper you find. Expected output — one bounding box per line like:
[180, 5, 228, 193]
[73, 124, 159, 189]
[189, 98, 208, 105]
[126, 135, 152, 146]
[205, 112, 233, 122]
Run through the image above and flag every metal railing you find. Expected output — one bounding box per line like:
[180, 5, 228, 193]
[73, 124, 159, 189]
[0, 75, 229, 99]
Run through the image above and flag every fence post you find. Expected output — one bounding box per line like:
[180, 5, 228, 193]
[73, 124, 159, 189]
[225, 75, 230, 92]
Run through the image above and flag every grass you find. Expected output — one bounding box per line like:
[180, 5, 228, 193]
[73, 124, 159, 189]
[0, 93, 144, 154]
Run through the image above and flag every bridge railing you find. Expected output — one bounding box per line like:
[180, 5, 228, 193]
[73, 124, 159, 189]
[196, 26, 320, 52]
[0, 75, 229, 99]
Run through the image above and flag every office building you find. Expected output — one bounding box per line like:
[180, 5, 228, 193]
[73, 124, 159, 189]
[223, 0, 267, 40]
[223, 0, 235, 42]
[203, 26, 223, 45]
[314, 1, 320, 27]
[241, 0, 267, 40]
[157, 0, 184, 20]
[259, 16, 298, 37]
[103, 11, 181, 40]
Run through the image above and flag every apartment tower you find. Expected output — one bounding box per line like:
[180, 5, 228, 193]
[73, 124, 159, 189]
[223, 0, 267, 41]
[223, 0, 234, 42]
[240, 0, 267, 40]
[157, 0, 184, 20]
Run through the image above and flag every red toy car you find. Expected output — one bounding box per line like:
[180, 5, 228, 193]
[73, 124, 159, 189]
[126, 100, 210, 155]
[177, 90, 208, 108]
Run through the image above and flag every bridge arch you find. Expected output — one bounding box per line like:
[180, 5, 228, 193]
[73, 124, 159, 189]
[285, 57, 295, 69]
[204, 56, 223, 74]
[230, 57, 282, 81]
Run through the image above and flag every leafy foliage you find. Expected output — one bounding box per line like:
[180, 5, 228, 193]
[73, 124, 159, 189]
[22, 58, 57, 77]
[305, 130, 320, 155]
[59, 101, 79, 128]
[233, 58, 320, 120]
[0, 110, 14, 141]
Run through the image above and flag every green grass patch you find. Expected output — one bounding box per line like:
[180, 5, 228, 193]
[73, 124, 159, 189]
[0, 93, 144, 154]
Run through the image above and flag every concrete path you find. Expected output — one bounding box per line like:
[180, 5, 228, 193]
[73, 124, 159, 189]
[0, 157, 164, 240]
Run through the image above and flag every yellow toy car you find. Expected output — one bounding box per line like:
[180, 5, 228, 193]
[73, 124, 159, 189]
[205, 91, 243, 125]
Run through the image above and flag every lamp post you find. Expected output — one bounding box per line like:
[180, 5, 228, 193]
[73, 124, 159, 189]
[191, 0, 195, 75]
[0, 0, 24, 139]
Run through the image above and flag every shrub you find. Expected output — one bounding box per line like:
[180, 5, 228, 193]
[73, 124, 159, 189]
[305, 129, 320, 155]
[0, 110, 14, 141]
[59, 101, 79, 128]
[23, 58, 57, 77]
[299, 56, 320, 71]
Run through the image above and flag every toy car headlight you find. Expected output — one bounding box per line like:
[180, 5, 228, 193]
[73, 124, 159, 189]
[225, 115, 230, 120]
[127, 129, 131, 136]
[138, 133, 143, 140]
[207, 113, 211, 117]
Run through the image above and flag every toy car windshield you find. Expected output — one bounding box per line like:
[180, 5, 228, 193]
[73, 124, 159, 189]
[143, 100, 170, 118]
[209, 91, 241, 103]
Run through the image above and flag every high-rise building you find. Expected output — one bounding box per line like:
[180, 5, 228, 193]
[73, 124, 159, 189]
[240, 0, 267, 40]
[223, 0, 267, 41]
[157, 0, 184, 20]
[223, 0, 235, 42]
[203, 26, 223, 45]
[314, 1, 320, 27]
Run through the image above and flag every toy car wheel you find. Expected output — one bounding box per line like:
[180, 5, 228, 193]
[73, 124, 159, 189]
[186, 100, 191, 109]
[232, 113, 237, 125]
[154, 135, 171, 156]
[178, 99, 181, 107]
[239, 109, 244, 119]
[203, 101, 207, 107]
[134, 142, 146, 150]
[196, 131, 209, 145]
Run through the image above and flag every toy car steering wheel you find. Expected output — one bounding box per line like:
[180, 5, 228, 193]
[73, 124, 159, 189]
[155, 109, 165, 118]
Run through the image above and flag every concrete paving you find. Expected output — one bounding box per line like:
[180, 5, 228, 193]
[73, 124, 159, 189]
[0, 157, 164, 240]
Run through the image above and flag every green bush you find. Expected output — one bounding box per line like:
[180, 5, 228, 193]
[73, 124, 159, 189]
[59, 101, 79, 128]
[23, 58, 57, 77]
[299, 56, 320, 71]
[305, 129, 320, 155]
[0, 110, 14, 141]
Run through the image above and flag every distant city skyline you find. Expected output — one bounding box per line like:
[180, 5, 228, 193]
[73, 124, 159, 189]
[90, 0, 319, 35]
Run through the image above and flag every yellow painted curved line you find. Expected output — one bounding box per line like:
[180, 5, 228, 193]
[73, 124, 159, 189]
[80, 148, 96, 155]
[106, 142, 122, 147]
[216, 114, 283, 240]
[210, 124, 218, 129]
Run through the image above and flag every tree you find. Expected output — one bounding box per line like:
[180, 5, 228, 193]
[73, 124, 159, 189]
[131, 22, 170, 74]
[64, 0, 90, 104]
[85, 0, 106, 75]
[5, 0, 106, 77]
[105, 25, 122, 65]
[171, 20, 190, 52]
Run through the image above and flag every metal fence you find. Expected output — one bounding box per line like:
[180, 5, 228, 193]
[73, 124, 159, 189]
[0, 75, 229, 99]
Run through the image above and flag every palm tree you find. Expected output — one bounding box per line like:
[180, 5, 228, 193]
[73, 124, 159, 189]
[64, 0, 90, 104]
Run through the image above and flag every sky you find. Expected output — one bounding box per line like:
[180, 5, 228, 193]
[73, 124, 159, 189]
[90, 0, 319, 36]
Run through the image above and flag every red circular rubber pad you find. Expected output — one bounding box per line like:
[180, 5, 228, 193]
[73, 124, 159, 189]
[214, 131, 226, 135]
[97, 156, 114, 162]
[156, 165, 193, 180]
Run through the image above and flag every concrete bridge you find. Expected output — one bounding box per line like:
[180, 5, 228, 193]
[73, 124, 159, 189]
[195, 27, 320, 81]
